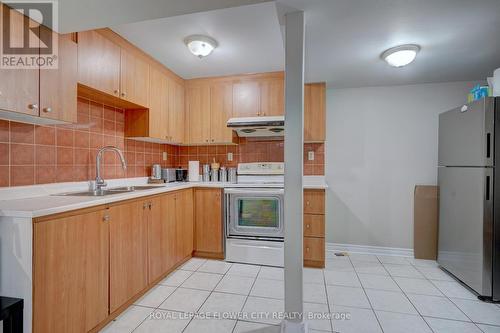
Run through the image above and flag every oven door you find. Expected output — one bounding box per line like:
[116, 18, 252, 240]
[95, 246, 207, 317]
[225, 188, 284, 240]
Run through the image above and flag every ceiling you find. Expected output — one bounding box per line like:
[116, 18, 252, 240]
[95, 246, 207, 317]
[106, 0, 500, 87]
[112, 2, 284, 79]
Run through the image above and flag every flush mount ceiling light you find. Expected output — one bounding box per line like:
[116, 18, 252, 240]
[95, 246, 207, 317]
[184, 35, 218, 58]
[381, 44, 420, 67]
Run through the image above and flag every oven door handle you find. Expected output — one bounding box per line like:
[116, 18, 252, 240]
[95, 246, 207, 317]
[224, 188, 284, 195]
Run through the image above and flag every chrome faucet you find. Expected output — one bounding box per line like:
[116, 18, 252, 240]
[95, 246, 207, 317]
[95, 146, 127, 191]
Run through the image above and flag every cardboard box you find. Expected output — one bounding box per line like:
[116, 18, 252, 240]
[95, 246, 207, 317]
[414, 185, 439, 260]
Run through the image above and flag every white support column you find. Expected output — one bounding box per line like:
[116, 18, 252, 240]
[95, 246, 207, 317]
[281, 10, 306, 333]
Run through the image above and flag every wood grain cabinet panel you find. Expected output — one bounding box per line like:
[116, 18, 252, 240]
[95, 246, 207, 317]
[187, 84, 211, 144]
[304, 82, 326, 142]
[194, 188, 223, 257]
[168, 78, 185, 143]
[260, 78, 284, 116]
[108, 200, 148, 312]
[120, 49, 150, 107]
[304, 237, 325, 262]
[33, 209, 109, 333]
[304, 214, 325, 238]
[304, 189, 325, 214]
[210, 82, 234, 143]
[175, 189, 194, 261]
[77, 30, 121, 97]
[39, 32, 78, 123]
[148, 196, 170, 283]
[0, 5, 39, 116]
[233, 81, 260, 117]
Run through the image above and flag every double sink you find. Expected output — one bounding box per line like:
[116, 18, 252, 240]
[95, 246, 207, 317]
[57, 185, 163, 197]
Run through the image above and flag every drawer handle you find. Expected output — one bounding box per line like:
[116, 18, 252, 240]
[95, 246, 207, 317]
[306, 224, 310, 229]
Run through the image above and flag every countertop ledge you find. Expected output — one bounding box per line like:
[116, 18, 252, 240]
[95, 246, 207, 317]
[0, 176, 328, 218]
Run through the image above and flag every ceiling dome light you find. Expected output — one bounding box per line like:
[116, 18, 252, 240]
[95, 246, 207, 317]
[381, 44, 420, 67]
[184, 35, 218, 58]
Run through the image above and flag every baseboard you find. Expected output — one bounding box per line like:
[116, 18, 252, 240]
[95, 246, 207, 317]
[326, 242, 414, 257]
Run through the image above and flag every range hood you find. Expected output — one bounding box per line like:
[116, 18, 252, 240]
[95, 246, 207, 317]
[226, 116, 284, 137]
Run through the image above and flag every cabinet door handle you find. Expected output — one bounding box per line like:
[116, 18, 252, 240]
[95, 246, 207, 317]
[121, 92, 126, 97]
[306, 224, 310, 229]
[306, 247, 310, 252]
[114, 89, 119, 95]
[103, 215, 110, 222]
[143, 202, 147, 209]
[28, 103, 38, 110]
[148, 201, 153, 210]
[306, 201, 310, 206]
[43, 107, 52, 113]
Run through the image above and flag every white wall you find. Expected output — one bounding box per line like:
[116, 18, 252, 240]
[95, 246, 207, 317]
[326, 81, 481, 249]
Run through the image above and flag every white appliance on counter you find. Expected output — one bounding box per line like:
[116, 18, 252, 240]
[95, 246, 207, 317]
[225, 162, 284, 267]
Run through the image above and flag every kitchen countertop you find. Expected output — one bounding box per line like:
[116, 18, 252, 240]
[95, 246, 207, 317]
[0, 176, 328, 218]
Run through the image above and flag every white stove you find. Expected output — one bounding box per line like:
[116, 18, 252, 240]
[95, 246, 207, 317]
[224, 162, 285, 267]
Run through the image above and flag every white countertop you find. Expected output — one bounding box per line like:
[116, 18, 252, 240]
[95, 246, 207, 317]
[0, 176, 328, 218]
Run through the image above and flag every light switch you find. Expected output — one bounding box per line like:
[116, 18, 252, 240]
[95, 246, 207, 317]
[162, 152, 168, 161]
[308, 151, 315, 161]
[227, 152, 233, 161]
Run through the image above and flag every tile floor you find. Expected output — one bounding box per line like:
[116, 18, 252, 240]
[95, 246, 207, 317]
[101, 253, 500, 333]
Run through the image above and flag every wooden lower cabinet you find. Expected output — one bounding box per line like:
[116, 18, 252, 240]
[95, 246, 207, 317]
[148, 195, 173, 283]
[108, 200, 149, 312]
[194, 188, 223, 258]
[303, 189, 326, 268]
[33, 208, 109, 333]
[175, 189, 194, 261]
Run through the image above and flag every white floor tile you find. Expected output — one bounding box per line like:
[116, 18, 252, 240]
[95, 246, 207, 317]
[352, 261, 389, 276]
[405, 258, 439, 267]
[133, 310, 191, 333]
[258, 266, 284, 280]
[199, 292, 247, 316]
[100, 305, 153, 333]
[365, 289, 418, 315]
[134, 285, 176, 308]
[181, 271, 223, 291]
[158, 287, 210, 313]
[393, 277, 443, 296]
[332, 305, 382, 333]
[326, 285, 370, 308]
[233, 321, 280, 333]
[377, 255, 410, 265]
[384, 264, 425, 279]
[226, 263, 261, 278]
[179, 258, 207, 271]
[158, 269, 193, 287]
[304, 302, 332, 331]
[407, 294, 469, 321]
[375, 310, 432, 333]
[324, 270, 361, 287]
[241, 296, 284, 325]
[250, 278, 284, 299]
[348, 254, 380, 263]
[477, 324, 500, 333]
[303, 283, 328, 304]
[430, 280, 477, 300]
[451, 298, 500, 326]
[304, 268, 325, 284]
[184, 318, 236, 333]
[415, 266, 455, 281]
[324, 259, 355, 272]
[214, 274, 255, 295]
[424, 317, 482, 333]
[198, 260, 233, 274]
[358, 274, 400, 291]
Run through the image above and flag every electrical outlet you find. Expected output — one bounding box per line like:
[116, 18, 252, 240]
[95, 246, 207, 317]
[308, 151, 315, 161]
[162, 152, 168, 161]
[227, 152, 233, 161]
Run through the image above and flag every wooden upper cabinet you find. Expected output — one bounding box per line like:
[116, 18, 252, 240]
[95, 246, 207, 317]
[168, 78, 185, 143]
[0, 5, 39, 116]
[147, 66, 168, 140]
[194, 188, 223, 256]
[78, 30, 121, 97]
[33, 208, 109, 333]
[108, 200, 148, 312]
[260, 78, 284, 116]
[187, 84, 211, 144]
[210, 82, 233, 144]
[120, 49, 149, 107]
[39, 32, 78, 123]
[233, 81, 260, 117]
[304, 82, 326, 142]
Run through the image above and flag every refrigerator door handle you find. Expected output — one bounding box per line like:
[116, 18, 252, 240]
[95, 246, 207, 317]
[486, 175, 491, 201]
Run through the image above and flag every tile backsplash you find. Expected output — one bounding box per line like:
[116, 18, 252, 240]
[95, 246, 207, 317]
[0, 99, 324, 187]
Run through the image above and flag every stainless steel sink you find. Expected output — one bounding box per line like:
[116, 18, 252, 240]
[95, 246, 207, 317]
[54, 185, 163, 197]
